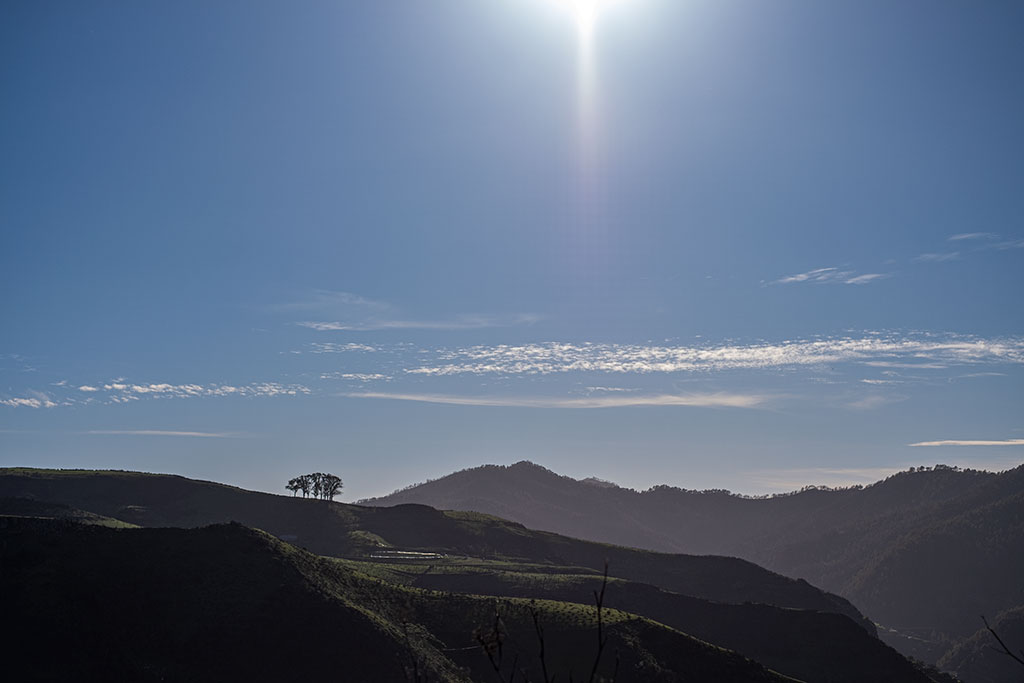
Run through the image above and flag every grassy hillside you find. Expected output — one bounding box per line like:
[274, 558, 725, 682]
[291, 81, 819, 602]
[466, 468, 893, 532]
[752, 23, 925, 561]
[0, 517, 794, 683]
[0, 467, 869, 629]
[341, 557, 937, 683]
[0, 495, 138, 527]
[362, 460, 1024, 668]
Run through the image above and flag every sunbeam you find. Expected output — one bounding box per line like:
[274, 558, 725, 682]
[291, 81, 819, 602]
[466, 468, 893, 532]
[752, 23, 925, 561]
[547, 0, 632, 263]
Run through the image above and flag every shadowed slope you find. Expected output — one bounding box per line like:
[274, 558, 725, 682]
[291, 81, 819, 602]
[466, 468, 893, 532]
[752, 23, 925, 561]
[347, 558, 936, 683]
[0, 517, 794, 683]
[0, 518, 464, 682]
[363, 460, 1024, 665]
[0, 467, 869, 629]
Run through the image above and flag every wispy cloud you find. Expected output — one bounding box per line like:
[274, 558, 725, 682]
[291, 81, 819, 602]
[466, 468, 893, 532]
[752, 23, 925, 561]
[343, 391, 767, 409]
[85, 430, 240, 438]
[0, 396, 58, 409]
[93, 382, 310, 399]
[844, 273, 890, 285]
[269, 290, 389, 314]
[321, 372, 391, 382]
[274, 290, 540, 333]
[914, 252, 960, 263]
[949, 232, 998, 241]
[2, 381, 312, 409]
[310, 343, 380, 354]
[746, 466, 904, 490]
[863, 361, 949, 369]
[771, 267, 890, 286]
[909, 439, 1024, 447]
[848, 394, 907, 410]
[403, 335, 1024, 378]
[298, 313, 541, 332]
[944, 232, 1023, 250]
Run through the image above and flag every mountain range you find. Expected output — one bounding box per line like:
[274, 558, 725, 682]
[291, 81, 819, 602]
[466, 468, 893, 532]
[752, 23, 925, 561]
[0, 466, 966, 682]
[362, 461, 1024, 671]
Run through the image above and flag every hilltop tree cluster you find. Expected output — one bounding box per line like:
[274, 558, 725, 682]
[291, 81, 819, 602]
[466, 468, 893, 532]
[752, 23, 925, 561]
[286, 473, 343, 501]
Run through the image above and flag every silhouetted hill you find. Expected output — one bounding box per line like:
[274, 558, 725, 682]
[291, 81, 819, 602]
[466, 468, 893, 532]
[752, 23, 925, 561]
[0, 517, 462, 682]
[0, 467, 956, 681]
[0, 467, 869, 627]
[362, 460, 1024, 671]
[0, 516, 801, 682]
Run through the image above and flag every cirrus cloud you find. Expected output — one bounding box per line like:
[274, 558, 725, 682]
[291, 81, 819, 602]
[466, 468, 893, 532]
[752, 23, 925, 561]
[908, 439, 1024, 447]
[342, 391, 767, 409]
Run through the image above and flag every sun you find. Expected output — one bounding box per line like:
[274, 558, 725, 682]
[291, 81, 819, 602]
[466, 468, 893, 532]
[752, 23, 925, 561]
[551, 0, 629, 34]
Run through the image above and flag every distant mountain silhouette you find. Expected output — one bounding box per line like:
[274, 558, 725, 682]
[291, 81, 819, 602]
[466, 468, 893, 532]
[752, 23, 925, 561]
[363, 460, 1024, 672]
[0, 467, 955, 682]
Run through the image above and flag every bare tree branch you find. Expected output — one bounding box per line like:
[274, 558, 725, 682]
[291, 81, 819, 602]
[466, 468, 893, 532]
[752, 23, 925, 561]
[587, 561, 610, 683]
[531, 602, 553, 683]
[982, 615, 1024, 667]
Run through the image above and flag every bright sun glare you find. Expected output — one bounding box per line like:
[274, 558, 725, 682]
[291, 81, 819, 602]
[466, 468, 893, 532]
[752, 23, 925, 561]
[551, 0, 629, 34]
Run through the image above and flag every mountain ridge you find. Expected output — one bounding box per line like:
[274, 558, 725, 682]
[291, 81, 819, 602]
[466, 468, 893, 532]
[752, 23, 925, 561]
[0, 466, 958, 682]
[362, 460, 1024, 670]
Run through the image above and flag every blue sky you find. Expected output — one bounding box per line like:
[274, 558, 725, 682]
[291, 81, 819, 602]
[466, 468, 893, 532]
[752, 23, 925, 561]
[2, 0, 1022, 499]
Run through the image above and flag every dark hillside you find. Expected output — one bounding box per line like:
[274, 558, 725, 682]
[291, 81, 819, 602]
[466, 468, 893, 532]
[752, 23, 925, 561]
[0, 495, 137, 527]
[347, 558, 935, 683]
[0, 467, 869, 630]
[0, 517, 794, 683]
[0, 517, 463, 682]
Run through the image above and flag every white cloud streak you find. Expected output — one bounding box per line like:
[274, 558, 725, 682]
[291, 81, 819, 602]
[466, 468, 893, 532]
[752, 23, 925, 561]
[908, 439, 1024, 447]
[85, 430, 240, 438]
[914, 252, 960, 263]
[0, 396, 57, 409]
[403, 335, 1024, 378]
[95, 382, 310, 399]
[269, 290, 389, 313]
[321, 372, 391, 382]
[4, 380, 311, 410]
[949, 232, 998, 241]
[772, 267, 890, 286]
[310, 343, 380, 354]
[298, 314, 541, 332]
[847, 394, 907, 410]
[844, 273, 890, 285]
[343, 391, 767, 409]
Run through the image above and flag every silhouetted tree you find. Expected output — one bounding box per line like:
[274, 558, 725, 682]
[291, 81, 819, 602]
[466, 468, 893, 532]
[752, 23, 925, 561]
[286, 472, 342, 501]
[322, 474, 343, 501]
